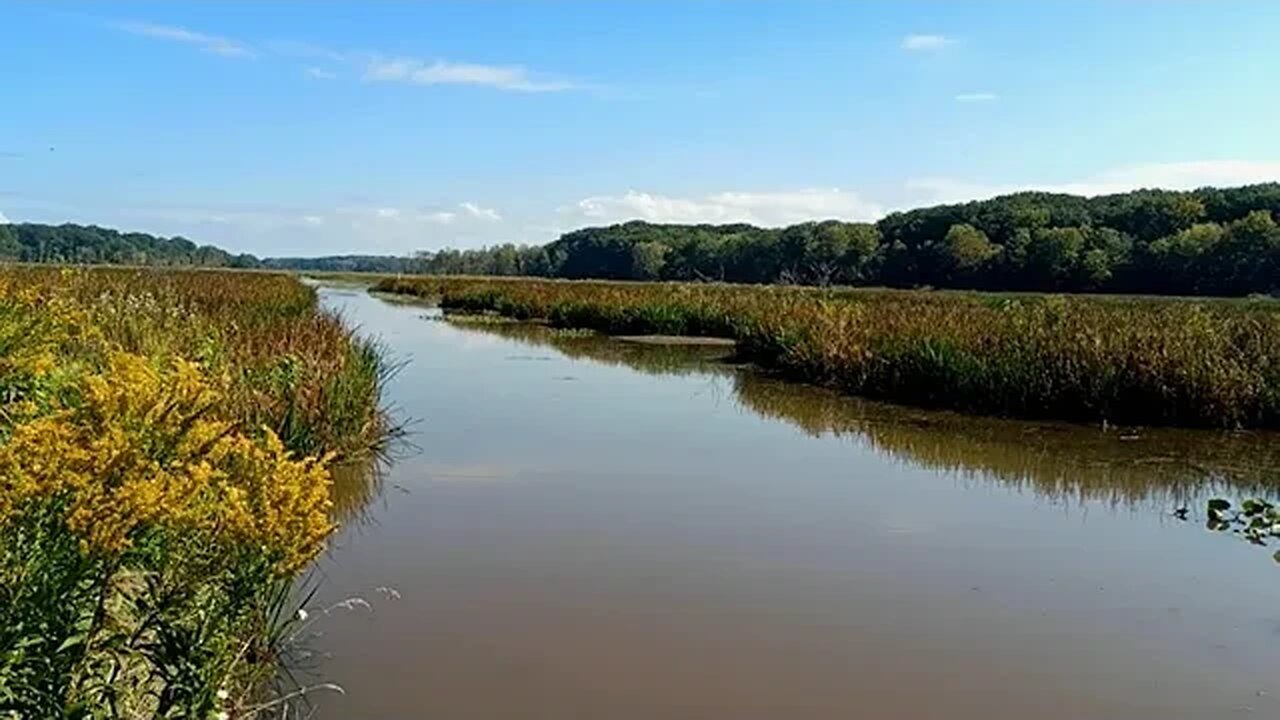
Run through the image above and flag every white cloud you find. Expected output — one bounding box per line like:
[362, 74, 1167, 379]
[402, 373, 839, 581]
[905, 160, 1280, 206]
[1092, 161, 1280, 190]
[564, 163, 1280, 231]
[0, 211, 9, 224]
[302, 215, 323, 225]
[955, 92, 997, 102]
[460, 202, 502, 221]
[268, 40, 348, 63]
[902, 34, 952, 51]
[565, 188, 884, 227]
[115, 21, 253, 58]
[143, 34, 579, 94]
[423, 211, 457, 224]
[374, 207, 400, 218]
[364, 57, 575, 92]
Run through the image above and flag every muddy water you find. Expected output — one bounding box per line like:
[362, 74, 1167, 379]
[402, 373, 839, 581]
[307, 286, 1280, 719]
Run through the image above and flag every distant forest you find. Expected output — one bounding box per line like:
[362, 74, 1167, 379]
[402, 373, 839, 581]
[5, 183, 1280, 296]
[0, 222, 259, 268]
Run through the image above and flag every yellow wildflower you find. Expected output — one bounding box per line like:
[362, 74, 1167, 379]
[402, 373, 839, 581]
[0, 352, 335, 572]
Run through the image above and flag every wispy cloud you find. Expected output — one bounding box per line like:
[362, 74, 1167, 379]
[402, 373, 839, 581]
[564, 188, 883, 227]
[268, 40, 348, 63]
[295, 202, 502, 230]
[115, 21, 253, 58]
[905, 160, 1280, 205]
[955, 92, 997, 102]
[0, 211, 9, 224]
[902, 34, 953, 51]
[460, 202, 502, 221]
[423, 211, 457, 224]
[364, 57, 575, 92]
[169, 36, 583, 94]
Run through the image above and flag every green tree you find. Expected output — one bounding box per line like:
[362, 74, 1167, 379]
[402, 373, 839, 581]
[839, 223, 882, 282]
[1026, 227, 1085, 289]
[630, 241, 670, 280]
[943, 223, 999, 283]
[492, 244, 520, 275]
[1076, 249, 1113, 289]
[1145, 223, 1225, 293]
[519, 246, 553, 276]
[1211, 210, 1280, 294]
[0, 224, 20, 261]
[1074, 227, 1130, 290]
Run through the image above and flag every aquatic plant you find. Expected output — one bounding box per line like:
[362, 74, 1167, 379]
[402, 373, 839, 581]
[1201, 498, 1280, 554]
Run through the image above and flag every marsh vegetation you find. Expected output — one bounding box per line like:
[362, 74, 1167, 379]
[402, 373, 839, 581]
[376, 276, 1280, 428]
[0, 268, 390, 718]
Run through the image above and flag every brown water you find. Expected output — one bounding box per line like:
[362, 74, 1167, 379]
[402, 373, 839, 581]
[306, 286, 1280, 719]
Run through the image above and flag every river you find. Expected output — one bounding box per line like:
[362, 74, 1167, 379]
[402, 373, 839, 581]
[304, 285, 1280, 719]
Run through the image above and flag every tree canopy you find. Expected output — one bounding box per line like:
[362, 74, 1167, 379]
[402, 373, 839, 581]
[529, 183, 1280, 295]
[0, 223, 259, 268]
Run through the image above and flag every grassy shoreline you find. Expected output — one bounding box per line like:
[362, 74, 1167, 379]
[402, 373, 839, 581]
[375, 275, 1280, 428]
[0, 267, 391, 717]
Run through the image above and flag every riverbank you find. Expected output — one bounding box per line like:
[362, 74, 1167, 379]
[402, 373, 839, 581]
[374, 276, 1280, 428]
[0, 267, 391, 718]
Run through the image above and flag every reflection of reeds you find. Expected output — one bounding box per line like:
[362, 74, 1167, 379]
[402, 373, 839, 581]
[445, 314, 732, 376]
[732, 372, 1280, 506]
[448, 318, 1280, 507]
[328, 457, 387, 526]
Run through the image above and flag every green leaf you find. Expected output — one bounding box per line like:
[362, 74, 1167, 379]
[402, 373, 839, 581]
[55, 634, 86, 654]
[1208, 498, 1231, 513]
[1243, 499, 1271, 515]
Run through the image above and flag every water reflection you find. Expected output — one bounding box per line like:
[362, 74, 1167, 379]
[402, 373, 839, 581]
[446, 317, 1280, 507]
[328, 457, 387, 526]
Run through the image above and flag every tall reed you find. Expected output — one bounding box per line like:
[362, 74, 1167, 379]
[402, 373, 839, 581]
[376, 275, 1280, 428]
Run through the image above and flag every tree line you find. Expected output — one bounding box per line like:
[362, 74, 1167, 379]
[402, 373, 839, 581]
[533, 184, 1280, 296]
[0, 222, 259, 268]
[4, 183, 1279, 295]
[377, 183, 1280, 296]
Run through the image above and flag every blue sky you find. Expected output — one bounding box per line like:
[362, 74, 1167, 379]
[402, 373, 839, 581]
[3, 2, 1280, 256]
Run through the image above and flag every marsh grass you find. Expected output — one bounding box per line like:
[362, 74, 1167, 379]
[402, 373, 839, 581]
[0, 267, 392, 718]
[379, 275, 1280, 428]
